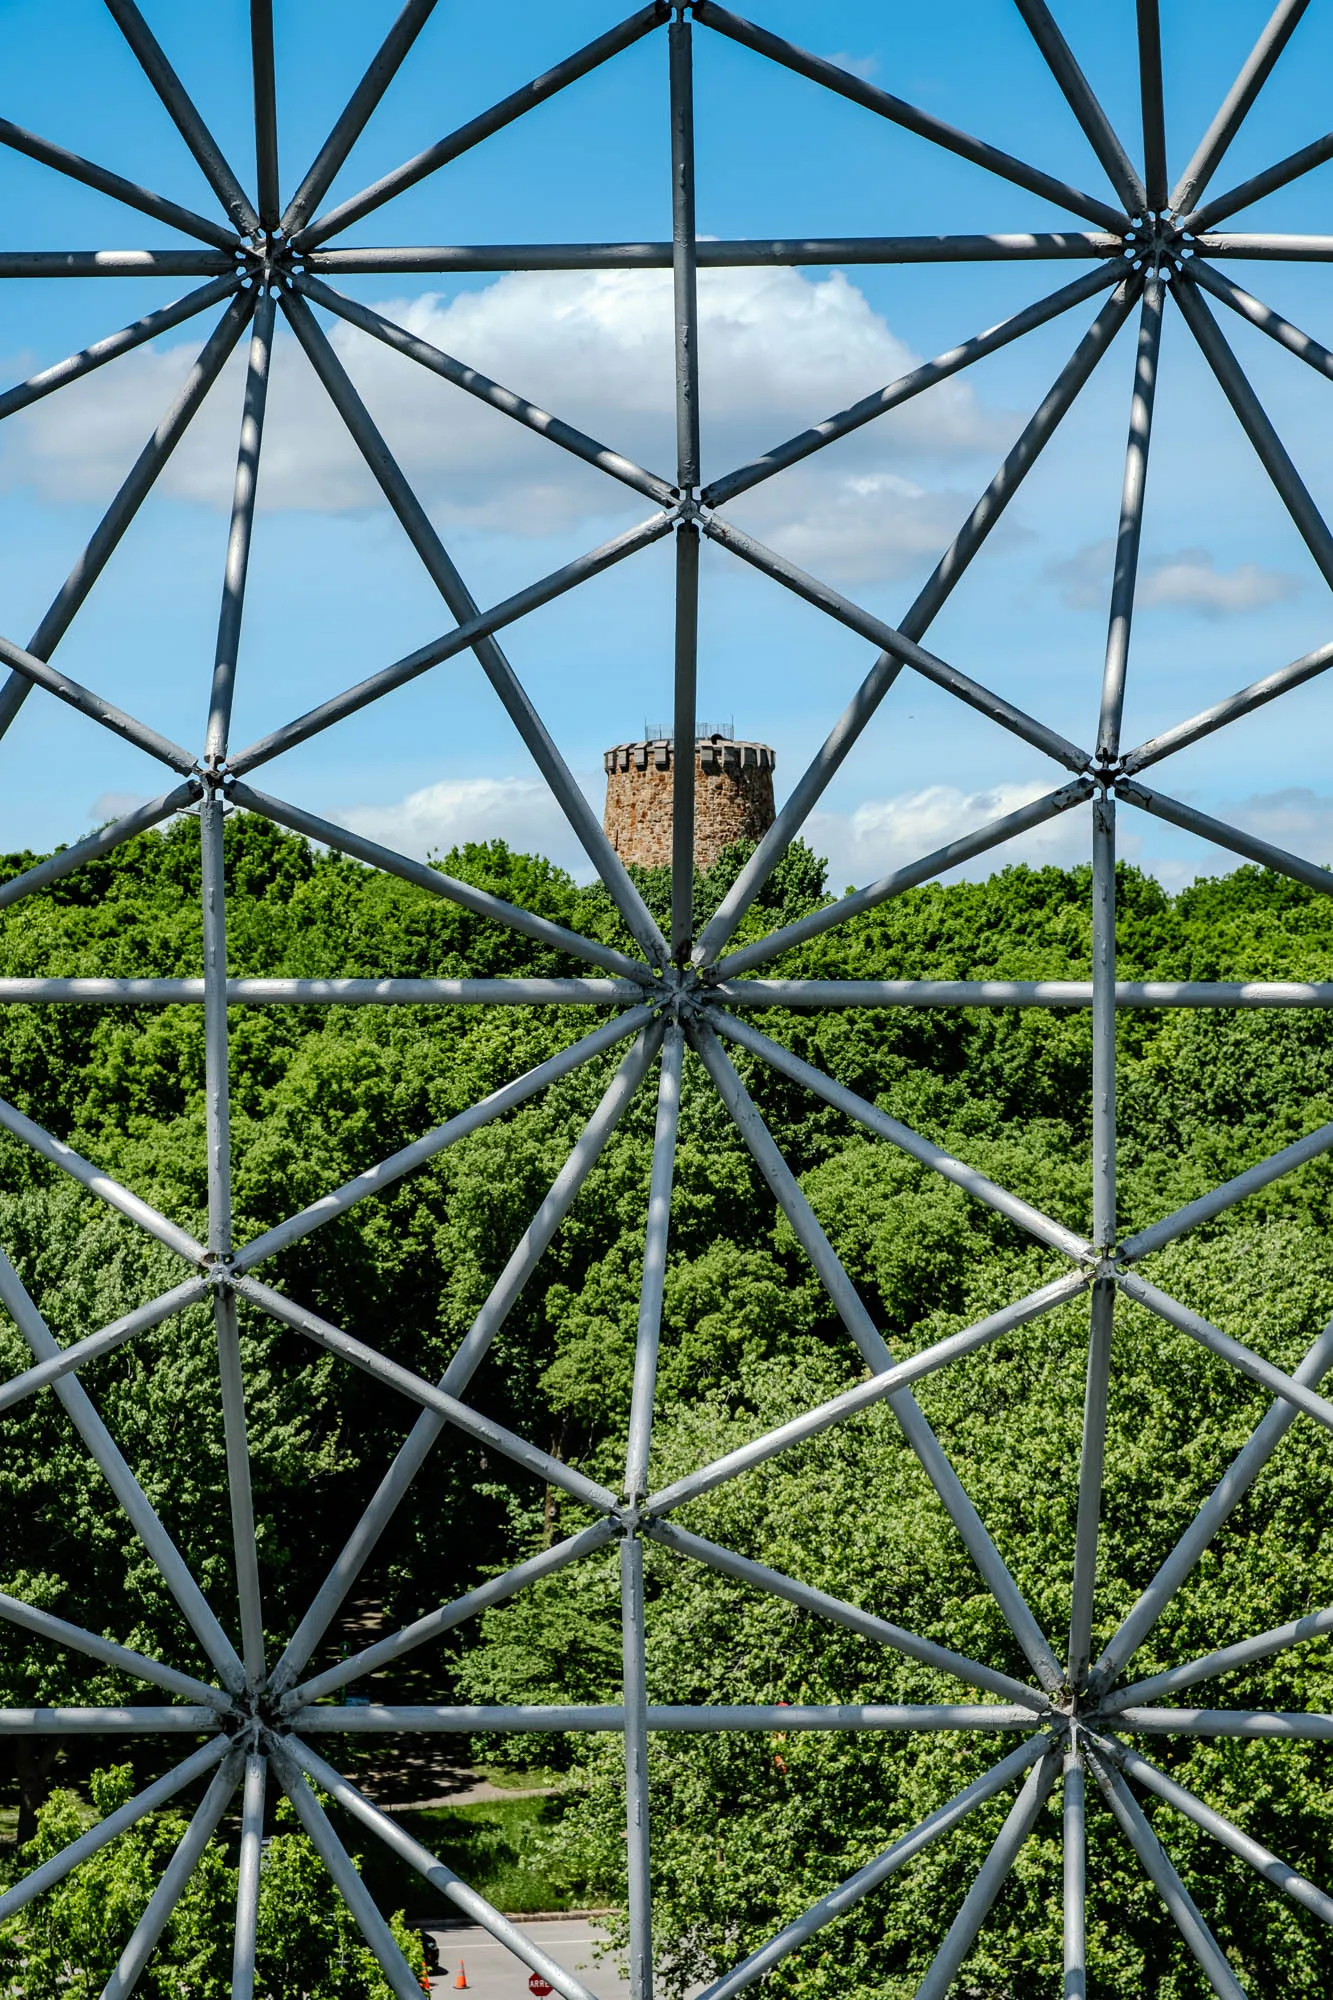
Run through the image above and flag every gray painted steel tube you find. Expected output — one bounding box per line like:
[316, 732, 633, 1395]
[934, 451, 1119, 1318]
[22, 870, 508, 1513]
[622, 1537, 653, 2000]
[233, 1005, 654, 1272]
[283, 1736, 602, 2000]
[208, 288, 275, 760]
[295, 275, 676, 507]
[0, 1586, 225, 1706]
[0, 782, 199, 912]
[269, 1028, 659, 1694]
[626, 1023, 684, 1498]
[710, 781, 1094, 980]
[703, 513, 1093, 772]
[692, 1024, 1065, 1693]
[270, 1748, 425, 2000]
[1137, 0, 1167, 210]
[1120, 1116, 1333, 1261]
[645, 1272, 1089, 1517]
[0, 250, 237, 277]
[1122, 637, 1333, 773]
[230, 781, 648, 979]
[304, 233, 1125, 274]
[1092, 796, 1116, 1248]
[100, 1754, 241, 1997]
[1195, 232, 1333, 260]
[0, 274, 239, 421]
[235, 1274, 619, 1513]
[691, 3, 1125, 230]
[1183, 131, 1333, 233]
[1189, 259, 1333, 382]
[1088, 1315, 1333, 1693]
[715, 1009, 1090, 1257]
[0, 977, 640, 1004]
[714, 979, 1333, 1008]
[0, 1735, 231, 1922]
[280, 0, 440, 234]
[694, 1735, 1052, 2000]
[0, 1248, 244, 1690]
[1106, 1737, 1333, 1923]
[0, 117, 238, 250]
[249, 0, 279, 231]
[0, 1093, 206, 1263]
[287, 1519, 620, 1706]
[294, 3, 669, 247]
[0, 633, 198, 773]
[1098, 282, 1162, 759]
[1174, 275, 1333, 588]
[1119, 777, 1333, 898]
[1067, 1279, 1115, 1689]
[1117, 1269, 1333, 1436]
[1012, 0, 1146, 214]
[1087, 1750, 1248, 2000]
[914, 1749, 1060, 2000]
[104, 0, 260, 234]
[229, 510, 671, 774]
[1169, 0, 1311, 216]
[1111, 1708, 1333, 1739]
[0, 1276, 212, 1415]
[671, 526, 699, 958]
[0, 1707, 222, 1733]
[1063, 1745, 1087, 2000]
[702, 263, 1119, 509]
[231, 1750, 266, 2000]
[292, 1702, 1046, 1733]
[645, 1521, 1044, 1709]
[1107, 1603, 1333, 1710]
[279, 290, 668, 967]
[669, 15, 700, 490]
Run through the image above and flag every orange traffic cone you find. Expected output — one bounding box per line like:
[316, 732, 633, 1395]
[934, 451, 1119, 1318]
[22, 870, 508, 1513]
[455, 1962, 469, 1990]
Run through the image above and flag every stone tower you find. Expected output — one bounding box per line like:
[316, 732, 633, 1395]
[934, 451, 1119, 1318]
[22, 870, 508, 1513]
[603, 730, 776, 871]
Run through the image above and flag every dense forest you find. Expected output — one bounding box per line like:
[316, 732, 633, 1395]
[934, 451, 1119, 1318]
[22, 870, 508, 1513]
[2, 810, 1333, 1996]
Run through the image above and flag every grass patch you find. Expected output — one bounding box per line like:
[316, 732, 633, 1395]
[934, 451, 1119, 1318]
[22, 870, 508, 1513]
[353, 1793, 589, 1916]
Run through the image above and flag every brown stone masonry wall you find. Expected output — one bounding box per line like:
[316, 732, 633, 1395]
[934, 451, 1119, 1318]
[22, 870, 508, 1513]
[603, 737, 776, 870]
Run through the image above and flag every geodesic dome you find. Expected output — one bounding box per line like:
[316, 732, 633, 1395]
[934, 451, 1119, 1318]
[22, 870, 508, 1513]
[3, 2, 1333, 1995]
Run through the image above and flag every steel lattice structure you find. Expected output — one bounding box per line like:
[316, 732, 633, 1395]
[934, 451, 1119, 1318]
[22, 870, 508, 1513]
[5, 2, 1333, 1994]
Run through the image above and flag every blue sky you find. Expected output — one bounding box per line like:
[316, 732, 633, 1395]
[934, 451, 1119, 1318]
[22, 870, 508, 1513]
[3, 0, 1333, 893]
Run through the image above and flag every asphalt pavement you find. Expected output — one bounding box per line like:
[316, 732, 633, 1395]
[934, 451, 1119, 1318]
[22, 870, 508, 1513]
[423, 1919, 633, 2000]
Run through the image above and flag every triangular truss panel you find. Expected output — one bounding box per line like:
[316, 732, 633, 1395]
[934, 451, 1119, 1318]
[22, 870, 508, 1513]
[7, 2, 1333, 1992]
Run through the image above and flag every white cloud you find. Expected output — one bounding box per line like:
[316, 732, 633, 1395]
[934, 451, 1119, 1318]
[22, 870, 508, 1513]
[1226, 787, 1333, 864]
[1046, 538, 1301, 617]
[1138, 550, 1301, 617]
[0, 268, 1010, 580]
[89, 790, 150, 824]
[339, 774, 590, 872]
[820, 50, 880, 80]
[808, 780, 1093, 890]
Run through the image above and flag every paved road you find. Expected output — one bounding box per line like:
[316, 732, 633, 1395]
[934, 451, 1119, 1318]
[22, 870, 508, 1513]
[423, 1920, 632, 2000]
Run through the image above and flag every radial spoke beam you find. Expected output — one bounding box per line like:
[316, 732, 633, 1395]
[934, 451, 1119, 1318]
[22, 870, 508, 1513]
[1013, 1, 1146, 215]
[1103, 1736, 1333, 1923]
[1087, 1749, 1248, 1999]
[692, 1022, 1065, 1694]
[280, 0, 439, 236]
[0, 276, 240, 422]
[249, 1, 279, 231]
[1099, 280, 1163, 758]
[99, 1750, 241, 2000]
[231, 1749, 266, 2000]
[303, 233, 1124, 274]
[232, 1004, 654, 1272]
[1122, 636, 1333, 774]
[208, 288, 275, 761]
[1119, 777, 1333, 898]
[1087, 1314, 1333, 1694]
[1174, 272, 1333, 589]
[622, 1535, 653, 2000]
[1169, 0, 1311, 218]
[0, 1092, 205, 1264]
[1067, 1278, 1115, 1689]
[293, 3, 670, 248]
[716, 978, 1333, 1009]
[294, 1701, 1046, 1732]
[627, 1023, 684, 1498]
[1118, 1269, 1333, 1436]
[269, 1026, 660, 1695]
[695, 1735, 1053, 2000]
[0, 782, 200, 914]
[1121, 1118, 1333, 1265]
[914, 1746, 1060, 2000]
[692, 3, 1125, 230]
[1137, 2, 1167, 211]
[0, 117, 237, 247]
[1189, 259, 1333, 382]
[0, 1584, 225, 1706]
[279, 289, 669, 966]
[1182, 132, 1333, 234]
[1063, 1742, 1087, 2000]
[1111, 1707, 1333, 1738]
[103, 0, 260, 235]
[0, 1248, 244, 1691]
[0, 1735, 231, 1923]
[1107, 1603, 1333, 1710]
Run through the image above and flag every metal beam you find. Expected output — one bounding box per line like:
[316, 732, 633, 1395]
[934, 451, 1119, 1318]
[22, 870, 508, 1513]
[0, 1584, 225, 1706]
[208, 288, 275, 761]
[626, 1024, 684, 1498]
[622, 1536, 653, 2000]
[1117, 1270, 1333, 1437]
[1122, 636, 1333, 774]
[713, 979, 1333, 1009]
[0, 782, 199, 913]
[292, 1702, 1046, 1732]
[0, 118, 238, 250]
[1012, 1, 1146, 215]
[0, 250, 236, 276]
[1120, 1119, 1333, 1264]
[1067, 1279, 1115, 1689]
[1195, 233, 1333, 260]
[1111, 1708, 1333, 1739]
[293, 3, 670, 248]
[1189, 258, 1333, 385]
[249, 1, 279, 231]
[1063, 1742, 1087, 2000]
[99, 1752, 241, 1998]
[1136, 0, 1168, 211]
[0, 275, 239, 422]
[692, 3, 1126, 230]
[1182, 133, 1333, 233]
[231, 1750, 266, 2000]
[1169, 0, 1311, 217]
[914, 1747, 1060, 1999]
[1118, 777, 1333, 898]
[0, 1276, 210, 1414]
[103, 0, 260, 235]
[303, 233, 1125, 273]
[1098, 281, 1163, 759]
[280, 0, 440, 235]
[1106, 1603, 1333, 1710]
[0, 1092, 205, 1264]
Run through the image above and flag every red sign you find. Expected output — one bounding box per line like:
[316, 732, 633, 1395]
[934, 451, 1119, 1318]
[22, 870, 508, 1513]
[528, 1977, 553, 1997]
